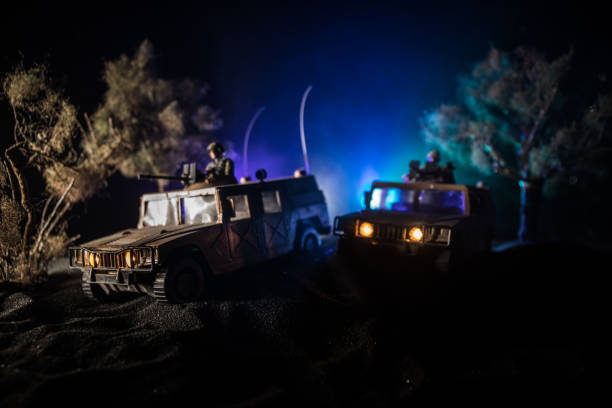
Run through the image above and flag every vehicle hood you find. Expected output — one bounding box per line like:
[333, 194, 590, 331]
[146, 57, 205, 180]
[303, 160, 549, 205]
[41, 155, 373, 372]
[338, 210, 465, 227]
[78, 222, 220, 250]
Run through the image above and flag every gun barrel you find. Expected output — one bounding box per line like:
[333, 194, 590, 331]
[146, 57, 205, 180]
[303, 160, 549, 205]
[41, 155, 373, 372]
[138, 174, 189, 182]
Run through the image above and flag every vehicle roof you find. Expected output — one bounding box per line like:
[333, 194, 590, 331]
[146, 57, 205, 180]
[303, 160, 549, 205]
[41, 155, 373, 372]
[140, 186, 217, 201]
[140, 174, 320, 201]
[371, 180, 470, 193]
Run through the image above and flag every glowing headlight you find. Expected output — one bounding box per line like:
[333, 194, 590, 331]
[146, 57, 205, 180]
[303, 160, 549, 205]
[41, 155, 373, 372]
[357, 221, 374, 238]
[125, 252, 132, 268]
[86, 252, 100, 267]
[407, 227, 423, 242]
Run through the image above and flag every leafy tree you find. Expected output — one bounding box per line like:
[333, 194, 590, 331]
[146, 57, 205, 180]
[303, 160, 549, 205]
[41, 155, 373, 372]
[0, 41, 219, 282]
[88, 40, 221, 190]
[421, 46, 612, 241]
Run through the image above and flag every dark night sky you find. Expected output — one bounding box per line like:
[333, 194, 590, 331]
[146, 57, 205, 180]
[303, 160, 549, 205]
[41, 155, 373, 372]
[2, 1, 611, 240]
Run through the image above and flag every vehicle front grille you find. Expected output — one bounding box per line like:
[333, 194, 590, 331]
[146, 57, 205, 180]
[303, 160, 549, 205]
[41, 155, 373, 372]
[424, 226, 436, 242]
[98, 252, 130, 268]
[377, 224, 404, 241]
[69, 247, 154, 270]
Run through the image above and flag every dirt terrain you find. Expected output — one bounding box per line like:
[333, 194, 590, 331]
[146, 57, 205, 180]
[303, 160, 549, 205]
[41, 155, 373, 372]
[1, 243, 609, 407]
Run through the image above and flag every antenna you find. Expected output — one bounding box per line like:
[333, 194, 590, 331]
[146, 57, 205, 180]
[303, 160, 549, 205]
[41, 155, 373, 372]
[299, 85, 313, 174]
[243, 106, 265, 179]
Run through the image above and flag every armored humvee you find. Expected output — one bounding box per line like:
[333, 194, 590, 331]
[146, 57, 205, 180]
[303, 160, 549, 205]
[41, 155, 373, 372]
[69, 174, 330, 303]
[333, 181, 495, 271]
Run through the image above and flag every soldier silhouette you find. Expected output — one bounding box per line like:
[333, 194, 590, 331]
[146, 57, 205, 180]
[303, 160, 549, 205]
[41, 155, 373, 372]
[402, 150, 455, 183]
[200, 142, 237, 186]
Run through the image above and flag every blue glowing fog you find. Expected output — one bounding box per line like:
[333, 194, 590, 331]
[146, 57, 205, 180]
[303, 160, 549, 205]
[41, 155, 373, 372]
[203, 4, 516, 218]
[9, 3, 605, 242]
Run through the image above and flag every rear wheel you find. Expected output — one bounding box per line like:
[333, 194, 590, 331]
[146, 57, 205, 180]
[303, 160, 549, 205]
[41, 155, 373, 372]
[297, 227, 322, 259]
[153, 257, 206, 304]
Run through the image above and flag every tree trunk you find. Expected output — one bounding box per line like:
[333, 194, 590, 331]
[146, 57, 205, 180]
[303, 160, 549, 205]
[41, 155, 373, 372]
[518, 179, 543, 241]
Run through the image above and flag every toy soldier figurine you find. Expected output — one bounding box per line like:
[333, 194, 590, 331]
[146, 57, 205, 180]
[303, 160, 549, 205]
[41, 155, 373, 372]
[402, 150, 455, 183]
[203, 142, 237, 186]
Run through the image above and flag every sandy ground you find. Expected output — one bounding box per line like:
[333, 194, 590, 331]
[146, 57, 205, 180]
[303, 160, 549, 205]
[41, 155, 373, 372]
[1, 241, 609, 407]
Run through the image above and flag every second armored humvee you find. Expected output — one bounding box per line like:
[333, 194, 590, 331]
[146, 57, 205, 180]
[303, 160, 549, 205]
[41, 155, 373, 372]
[69, 175, 330, 303]
[333, 181, 495, 271]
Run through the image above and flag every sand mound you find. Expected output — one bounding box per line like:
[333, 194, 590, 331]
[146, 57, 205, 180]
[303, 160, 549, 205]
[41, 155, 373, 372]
[1, 245, 608, 406]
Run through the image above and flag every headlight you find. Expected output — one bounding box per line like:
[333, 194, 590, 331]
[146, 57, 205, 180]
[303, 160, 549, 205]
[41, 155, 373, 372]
[357, 221, 374, 238]
[122, 248, 153, 268]
[85, 251, 100, 267]
[407, 226, 423, 242]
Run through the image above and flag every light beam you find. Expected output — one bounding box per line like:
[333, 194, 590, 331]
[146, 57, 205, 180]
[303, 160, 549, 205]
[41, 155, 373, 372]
[242, 106, 266, 179]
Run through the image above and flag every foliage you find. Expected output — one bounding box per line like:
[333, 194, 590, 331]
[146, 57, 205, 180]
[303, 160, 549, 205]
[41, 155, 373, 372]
[1, 65, 83, 282]
[421, 46, 612, 240]
[0, 41, 219, 282]
[88, 40, 221, 180]
[422, 46, 611, 182]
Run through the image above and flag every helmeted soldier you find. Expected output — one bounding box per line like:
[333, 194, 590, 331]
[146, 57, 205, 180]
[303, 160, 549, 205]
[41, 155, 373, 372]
[426, 150, 441, 165]
[403, 150, 455, 183]
[203, 142, 237, 186]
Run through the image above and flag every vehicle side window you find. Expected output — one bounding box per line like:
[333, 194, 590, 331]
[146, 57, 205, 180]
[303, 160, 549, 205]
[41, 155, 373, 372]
[262, 190, 282, 213]
[227, 194, 250, 221]
[181, 195, 218, 225]
[143, 198, 179, 226]
[418, 190, 465, 215]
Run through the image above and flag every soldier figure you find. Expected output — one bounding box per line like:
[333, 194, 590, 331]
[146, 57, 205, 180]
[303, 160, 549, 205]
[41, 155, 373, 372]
[402, 150, 455, 183]
[203, 142, 237, 186]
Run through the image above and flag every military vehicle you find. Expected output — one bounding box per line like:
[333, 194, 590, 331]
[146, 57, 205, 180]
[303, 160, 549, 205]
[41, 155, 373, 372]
[69, 173, 330, 303]
[333, 181, 495, 271]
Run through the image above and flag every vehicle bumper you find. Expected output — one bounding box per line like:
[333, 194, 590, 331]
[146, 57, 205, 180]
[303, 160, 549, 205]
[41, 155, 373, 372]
[337, 237, 452, 270]
[75, 266, 158, 292]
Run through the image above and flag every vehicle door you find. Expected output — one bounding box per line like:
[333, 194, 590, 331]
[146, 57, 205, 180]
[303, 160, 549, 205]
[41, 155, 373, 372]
[260, 188, 292, 257]
[220, 189, 265, 267]
[178, 192, 230, 271]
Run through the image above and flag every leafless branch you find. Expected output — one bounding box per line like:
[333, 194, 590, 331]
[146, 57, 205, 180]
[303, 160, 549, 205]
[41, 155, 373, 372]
[84, 112, 95, 140]
[32, 178, 74, 256]
[39, 196, 53, 235]
[1, 158, 17, 201]
[40, 200, 70, 248]
[11, 105, 23, 144]
[4, 142, 32, 252]
[521, 86, 558, 157]
[484, 138, 522, 181]
[63, 234, 81, 247]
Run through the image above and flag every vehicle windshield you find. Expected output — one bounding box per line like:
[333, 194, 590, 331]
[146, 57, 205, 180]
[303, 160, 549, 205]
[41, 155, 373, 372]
[142, 194, 218, 227]
[369, 186, 465, 215]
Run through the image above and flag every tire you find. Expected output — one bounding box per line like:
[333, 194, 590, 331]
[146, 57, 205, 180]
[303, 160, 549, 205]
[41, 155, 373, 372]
[81, 273, 113, 302]
[297, 226, 322, 259]
[153, 257, 206, 304]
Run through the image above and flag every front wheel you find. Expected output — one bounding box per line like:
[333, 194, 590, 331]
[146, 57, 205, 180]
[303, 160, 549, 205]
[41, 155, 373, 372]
[81, 273, 113, 302]
[153, 257, 206, 304]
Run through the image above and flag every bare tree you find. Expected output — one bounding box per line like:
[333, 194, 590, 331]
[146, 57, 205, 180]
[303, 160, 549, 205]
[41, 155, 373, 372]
[1, 64, 89, 282]
[0, 41, 220, 282]
[421, 46, 611, 241]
